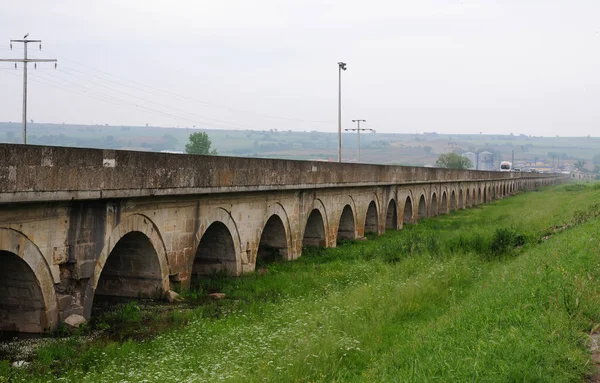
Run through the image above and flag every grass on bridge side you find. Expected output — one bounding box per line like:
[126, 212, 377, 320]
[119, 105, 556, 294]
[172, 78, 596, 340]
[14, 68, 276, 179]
[4, 182, 600, 382]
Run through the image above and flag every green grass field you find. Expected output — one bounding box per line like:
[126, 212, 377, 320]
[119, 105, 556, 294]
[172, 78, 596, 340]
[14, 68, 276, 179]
[3, 182, 600, 382]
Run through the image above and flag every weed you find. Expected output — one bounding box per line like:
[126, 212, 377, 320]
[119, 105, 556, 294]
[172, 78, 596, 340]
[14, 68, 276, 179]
[488, 227, 527, 259]
[255, 246, 284, 267]
[0, 360, 9, 383]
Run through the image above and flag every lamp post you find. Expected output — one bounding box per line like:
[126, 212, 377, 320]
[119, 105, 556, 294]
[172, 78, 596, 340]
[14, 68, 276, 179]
[337, 62, 347, 163]
[346, 119, 373, 163]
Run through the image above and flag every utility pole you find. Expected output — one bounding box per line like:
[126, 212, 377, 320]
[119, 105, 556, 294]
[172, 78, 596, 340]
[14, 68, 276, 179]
[0, 35, 57, 144]
[345, 119, 372, 163]
[337, 62, 347, 163]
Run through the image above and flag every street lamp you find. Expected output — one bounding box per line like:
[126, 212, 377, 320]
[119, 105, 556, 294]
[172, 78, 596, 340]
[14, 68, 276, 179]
[345, 119, 373, 163]
[337, 62, 347, 163]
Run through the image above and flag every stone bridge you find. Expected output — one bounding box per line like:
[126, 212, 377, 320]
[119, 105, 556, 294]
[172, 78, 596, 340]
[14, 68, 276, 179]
[0, 144, 565, 332]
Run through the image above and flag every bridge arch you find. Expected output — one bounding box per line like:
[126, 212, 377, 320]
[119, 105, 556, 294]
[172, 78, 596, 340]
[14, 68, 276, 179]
[430, 192, 438, 217]
[84, 214, 170, 318]
[385, 196, 399, 230]
[302, 210, 326, 248]
[465, 188, 471, 207]
[418, 194, 427, 221]
[302, 198, 330, 248]
[0, 228, 58, 333]
[401, 194, 414, 225]
[337, 205, 356, 242]
[360, 192, 381, 235]
[450, 190, 457, 211]
[256, 203, 293, 264]
[364, 200, 379, 234]
[458, 189, 464, 209]
[192, 207, 242, 282]
[441, 191, 448, 213]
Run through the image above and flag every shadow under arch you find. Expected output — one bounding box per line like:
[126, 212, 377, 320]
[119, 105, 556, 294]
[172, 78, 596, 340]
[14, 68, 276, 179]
[301, 198, 330, 249]
[255, 202, 293, 265]
[192, 207, 242, 279]
[0, 228, 58, 333]
[418, 194, 427, 220]
[83, 214, 170, 318]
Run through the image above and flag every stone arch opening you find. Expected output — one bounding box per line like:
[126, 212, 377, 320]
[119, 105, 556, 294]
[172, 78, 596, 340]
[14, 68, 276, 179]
[441, 192, 448, 213]
[477, 188, 482, 204]
[0, 251, 48, 333]
[504, 184, 507, 195]
[466, 189, 471, 207]
[192, 222, 237, 282]
[403, 196, 413, 224]
[483, 188, 487, 203]
[337, 205, 356, 242]
[257, 215, 289, 263]
[418, 195, 427, 220]
[386, 199, 398, 230]
[458, 190, 464, 209]
[364, 201, 379, 234]
[450, 190, 456, 210]
[302, 209, 326, 247]
[95, 231, 164, 302]
[431, 193, 438, 216]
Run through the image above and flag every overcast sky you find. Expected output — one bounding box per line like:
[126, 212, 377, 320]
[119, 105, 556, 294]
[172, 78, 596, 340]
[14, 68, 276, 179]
[0, 1, 599, 136]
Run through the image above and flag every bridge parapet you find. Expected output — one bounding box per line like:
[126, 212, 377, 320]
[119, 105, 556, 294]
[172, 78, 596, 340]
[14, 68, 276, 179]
[0, 144, 563, 204]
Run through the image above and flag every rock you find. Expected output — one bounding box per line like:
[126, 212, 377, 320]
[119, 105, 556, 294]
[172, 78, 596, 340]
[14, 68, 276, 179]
[208, 292, 226, 300]
[64, 314, 86, 330]
[166, 290, 184, 303]
[11, 360, 30, 368]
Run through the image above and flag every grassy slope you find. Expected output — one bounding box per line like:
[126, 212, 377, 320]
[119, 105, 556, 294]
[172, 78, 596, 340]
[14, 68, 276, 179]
[5, 183, 600, 382]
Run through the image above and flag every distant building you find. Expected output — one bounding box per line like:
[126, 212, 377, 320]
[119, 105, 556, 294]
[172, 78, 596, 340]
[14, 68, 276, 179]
[570, 170, 597, 180]
[478, 151, 494, 171]
[462, 152, 477, 170]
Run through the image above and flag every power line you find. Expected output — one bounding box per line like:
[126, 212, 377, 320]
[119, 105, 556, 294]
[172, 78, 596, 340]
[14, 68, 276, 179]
[0, 35, 57, 144]
[29, 71, 254, 130]
[41, 50, 334, 125]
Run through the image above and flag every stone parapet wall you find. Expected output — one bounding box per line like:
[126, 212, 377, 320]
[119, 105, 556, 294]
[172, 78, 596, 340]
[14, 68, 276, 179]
[0, 144, 564, 204]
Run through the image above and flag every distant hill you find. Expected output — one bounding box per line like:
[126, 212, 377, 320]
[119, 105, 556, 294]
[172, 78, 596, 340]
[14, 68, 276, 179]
[1, 122, 599, 170]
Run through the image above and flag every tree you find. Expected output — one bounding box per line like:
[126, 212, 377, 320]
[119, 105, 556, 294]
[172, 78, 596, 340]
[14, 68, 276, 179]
[574, 160, 586, 171]
[185, 132, 218, 155]
[436, 152, 473, 170]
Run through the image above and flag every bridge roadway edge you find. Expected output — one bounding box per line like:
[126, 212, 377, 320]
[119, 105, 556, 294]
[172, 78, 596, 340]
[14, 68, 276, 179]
[0, 144, 567, 332]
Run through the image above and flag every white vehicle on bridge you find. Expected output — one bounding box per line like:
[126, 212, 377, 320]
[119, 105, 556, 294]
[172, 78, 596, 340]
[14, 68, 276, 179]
[500, 161, 512, 172]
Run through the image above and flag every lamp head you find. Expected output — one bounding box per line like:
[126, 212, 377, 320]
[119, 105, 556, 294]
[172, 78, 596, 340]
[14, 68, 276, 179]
[338, 62, 347, 70]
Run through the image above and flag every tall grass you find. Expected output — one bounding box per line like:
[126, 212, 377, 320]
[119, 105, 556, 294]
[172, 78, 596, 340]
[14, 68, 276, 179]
[4, 182, 600, 382]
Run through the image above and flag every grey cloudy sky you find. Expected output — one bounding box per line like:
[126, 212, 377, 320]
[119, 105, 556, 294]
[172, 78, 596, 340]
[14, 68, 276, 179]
[0, 0, 599, 136]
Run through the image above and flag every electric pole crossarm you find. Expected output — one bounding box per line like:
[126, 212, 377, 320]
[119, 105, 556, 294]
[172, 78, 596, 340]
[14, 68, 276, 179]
[345, 119, 372, 163]
[0, 59, 57, 62]
[10, 39, 41, 43]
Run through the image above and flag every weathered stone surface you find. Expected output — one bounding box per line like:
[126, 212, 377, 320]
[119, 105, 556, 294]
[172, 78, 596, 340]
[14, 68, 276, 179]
[64, 314, 86, 329]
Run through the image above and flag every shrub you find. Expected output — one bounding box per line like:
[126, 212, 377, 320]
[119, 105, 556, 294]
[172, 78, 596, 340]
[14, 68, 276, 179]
[489, 228, 527, 259]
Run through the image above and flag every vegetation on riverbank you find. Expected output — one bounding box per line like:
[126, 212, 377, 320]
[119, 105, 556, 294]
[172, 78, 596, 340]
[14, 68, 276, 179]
[3, 182, 600, 382]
